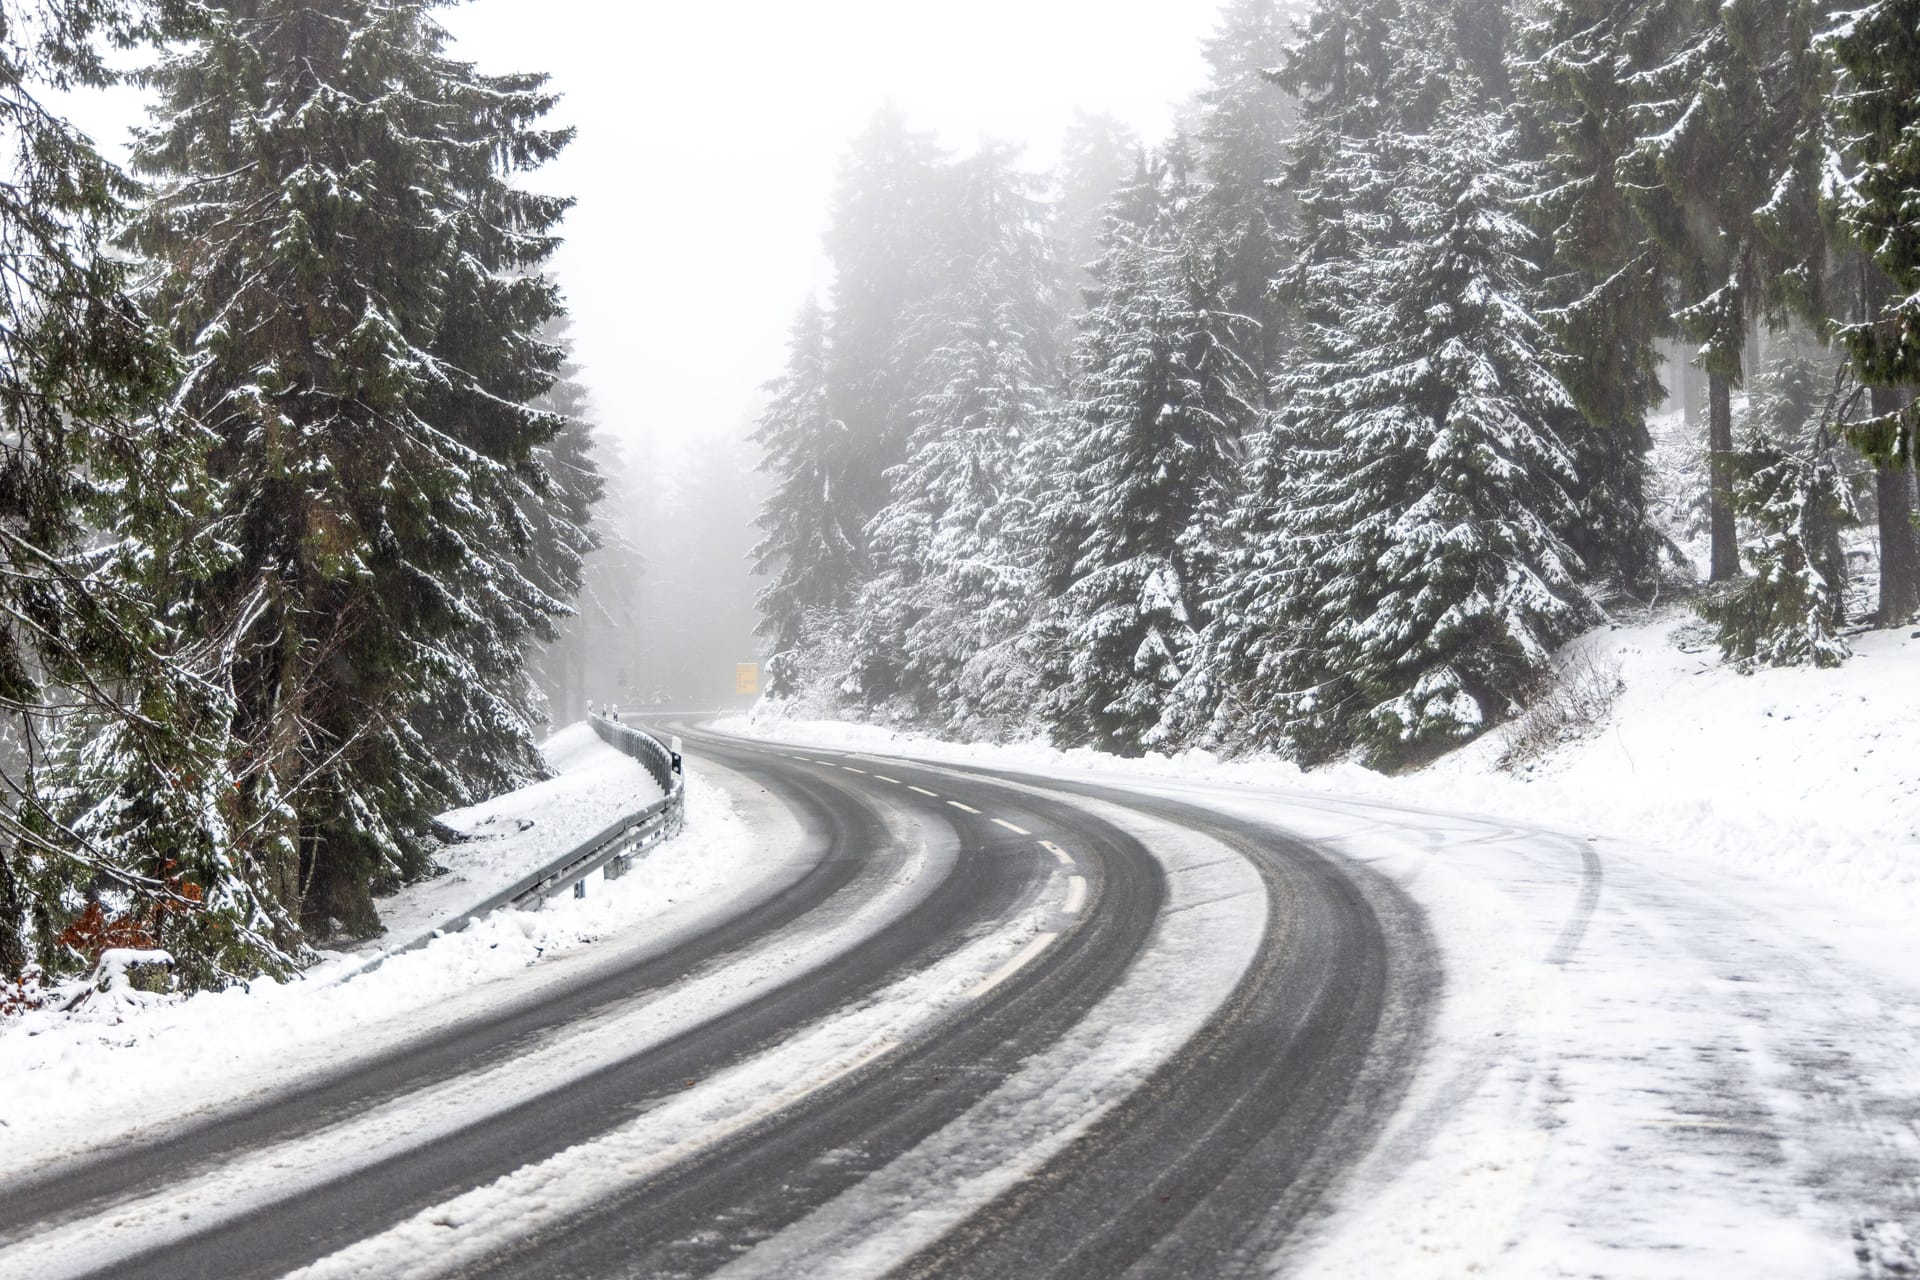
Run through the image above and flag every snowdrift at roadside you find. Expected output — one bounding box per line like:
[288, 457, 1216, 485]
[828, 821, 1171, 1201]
[725, 610, 1920, 927]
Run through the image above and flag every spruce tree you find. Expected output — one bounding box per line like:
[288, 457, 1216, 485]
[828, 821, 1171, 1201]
[125, 0, 574, 938]
[1055, 112, 1139, 300]
[1518, 0, 1677, 592]
[1194, 0, 1298, 389]
[1037, 157, 1257, 754]
[1249, 95, 1595, 764]
[751, 300, 863, 694]
[1622, 0, 1830, 582]
[851, 147, 1060, 732]
[521, 323, 607, 727]
[1704, 355, 1855, 666]
[0, 0, 302, 986]
[1826, 0, 1920, 621]
[823, 106, 948, 527]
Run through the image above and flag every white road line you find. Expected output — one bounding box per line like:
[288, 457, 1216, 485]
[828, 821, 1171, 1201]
[992, 818, 1031, 836]
[1063, 875, 1088, 915]
[967, 932, 1058, 1000]
[873, 775, 901, 784]
[947, 801, 982, 815]
[841, 766, 866, 774]
[1040, 840, 1074, 866]
[908, 786, 939, 798]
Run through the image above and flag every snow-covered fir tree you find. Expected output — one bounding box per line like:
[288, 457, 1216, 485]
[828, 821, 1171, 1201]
[0, 0, 305, 987]
[751, 300, 864, 696]
[1705, 355, 1856, 667]
[1054, 112, 1139, 300]
[1243, 93, 1597, 765]
[1194, 0, 1297, 389]
[520, 321, 608, 727]
[124, 0, 575, 939]
[1516, 0, 1675, 593]
[1036, 155, 1257, 754]
[847, 146, 1061, 733]
[1621, 0, 1832, 582]
[1825, 0, 1920, 622]
[824, 106, 950, 528]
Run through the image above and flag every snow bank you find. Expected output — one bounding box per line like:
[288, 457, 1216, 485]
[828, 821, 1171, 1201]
[722, 611, 1920, 927]
[371, 722, 663, 945]
[0, 728, 767, 1176]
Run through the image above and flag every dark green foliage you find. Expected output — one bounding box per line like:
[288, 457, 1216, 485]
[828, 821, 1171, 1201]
[0, 0, 304, 986]
[1827, 0, 1920, 463]
[1238, 96, 1596, 765]
[1194, 0, 1298, 388]
[1704, 355, 1858, 667]
[124, 0, 574, 940]
[1038, 157, 1257, 754]
[1518, 0, 1677, 591]
[751, 300, 864, 682]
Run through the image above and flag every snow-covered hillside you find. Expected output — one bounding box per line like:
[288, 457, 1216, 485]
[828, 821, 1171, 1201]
[728, 607, 1920, 928]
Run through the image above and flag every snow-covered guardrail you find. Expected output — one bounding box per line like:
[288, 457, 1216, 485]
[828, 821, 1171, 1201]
[339, 716, 686, 980]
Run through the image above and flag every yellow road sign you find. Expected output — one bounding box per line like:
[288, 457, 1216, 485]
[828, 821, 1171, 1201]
[736, 663, 759, 695]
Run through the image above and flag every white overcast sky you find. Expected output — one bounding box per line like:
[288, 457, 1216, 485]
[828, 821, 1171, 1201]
[68, 0, 1226, 476]
[445, 0, 1229, 477]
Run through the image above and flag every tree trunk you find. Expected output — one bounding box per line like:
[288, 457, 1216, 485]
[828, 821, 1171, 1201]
[1873, 383, 1920, 623]
[1708, 371, 1739, 581]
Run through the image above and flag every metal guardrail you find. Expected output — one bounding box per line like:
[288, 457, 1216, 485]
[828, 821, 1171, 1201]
[338, 717, 686, 981]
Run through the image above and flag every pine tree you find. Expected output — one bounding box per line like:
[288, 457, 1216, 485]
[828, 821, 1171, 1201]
[1518, 0, 1678, 591]
[851, 146, 1061, 733]
[1704, 355, 1855, 666]
[824, 106, 948, 527]
[1037, 156, 1257, 754]
[520, 321, 606, 727]
[1826, 0, 1920, 622]
[0, 0, 302, 986]
[751, 300, 863, 694]
[1194, 0, 1298, 388]
[125, 0, 574, 939]
[1622, 0, 1830, 582]
[1248, 95, 1596, 764]
[1055, 112, 1139, 299]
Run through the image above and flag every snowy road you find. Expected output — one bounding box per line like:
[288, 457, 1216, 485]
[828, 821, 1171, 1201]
[2, 719, 1915, 1278]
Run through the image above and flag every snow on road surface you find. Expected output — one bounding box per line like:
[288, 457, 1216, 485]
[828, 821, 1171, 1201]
[0, 727, 766, 1180]
[285, 772, 1264, 1280]
[722, 615, 1920, 1278]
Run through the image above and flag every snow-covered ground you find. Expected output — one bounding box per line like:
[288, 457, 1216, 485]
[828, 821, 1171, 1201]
[368, 722, 663, 947]
[0, 725, 767, 1178]
[724, 606, 1920, 929]
[719, 610, 1920, 1278]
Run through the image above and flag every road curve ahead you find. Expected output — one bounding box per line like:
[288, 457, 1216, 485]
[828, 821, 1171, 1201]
[0, 719, 1432, 1280]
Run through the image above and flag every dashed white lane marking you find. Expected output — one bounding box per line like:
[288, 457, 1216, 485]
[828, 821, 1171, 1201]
[967, 932, 1059, 1000]
[1063, 875, 1088, 915]
[873, 775, 901, 785]
[908, 786, 939, 798]
[992, 818, 1031, 836]
[1040, 840, 1074, 866]
[841, 766, 866, 774]
[947, 801, 982, 815]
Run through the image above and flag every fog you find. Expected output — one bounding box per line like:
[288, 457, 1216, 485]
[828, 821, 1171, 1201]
[52, 1, 1229, 713]
[434, 0, 1226, 711]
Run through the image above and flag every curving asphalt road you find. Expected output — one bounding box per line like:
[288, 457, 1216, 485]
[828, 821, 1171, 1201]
[0, 719, 1433, 1280]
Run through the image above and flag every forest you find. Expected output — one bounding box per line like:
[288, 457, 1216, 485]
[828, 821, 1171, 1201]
[0, 0, 607, 989]
[750, 0, 1920, 765]
[1, 0, 1917, 992]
